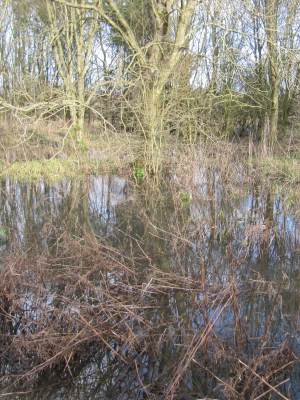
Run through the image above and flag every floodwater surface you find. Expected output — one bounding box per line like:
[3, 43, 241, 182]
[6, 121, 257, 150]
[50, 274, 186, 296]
[0, 170, 300, 399]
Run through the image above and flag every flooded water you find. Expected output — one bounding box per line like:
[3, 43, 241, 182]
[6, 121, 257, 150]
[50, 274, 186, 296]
[1, 171, 300, 399]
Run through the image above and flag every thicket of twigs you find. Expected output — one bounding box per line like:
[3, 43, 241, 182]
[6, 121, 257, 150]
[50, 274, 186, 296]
[0, 221, 297, 399]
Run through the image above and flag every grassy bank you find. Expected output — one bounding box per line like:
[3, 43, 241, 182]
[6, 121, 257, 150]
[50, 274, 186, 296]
[1, 121, 300, 187]
[258, 156, 300, 184]
[0, 122, 140, 181]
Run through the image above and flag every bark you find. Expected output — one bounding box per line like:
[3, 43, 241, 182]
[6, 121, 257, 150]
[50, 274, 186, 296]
[264, 0, 279, 149]
[46, 0, 98, 139]
[145, 0, 198, 137]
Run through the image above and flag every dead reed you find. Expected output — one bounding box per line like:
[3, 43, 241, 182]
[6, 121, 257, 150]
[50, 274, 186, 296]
[0, 225, 297, 399]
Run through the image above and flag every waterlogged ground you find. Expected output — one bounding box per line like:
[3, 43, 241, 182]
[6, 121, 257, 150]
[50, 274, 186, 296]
[0, 169, 300, 399]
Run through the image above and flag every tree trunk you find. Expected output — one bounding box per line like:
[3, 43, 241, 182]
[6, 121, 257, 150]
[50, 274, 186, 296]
[265, 0, 279, 149]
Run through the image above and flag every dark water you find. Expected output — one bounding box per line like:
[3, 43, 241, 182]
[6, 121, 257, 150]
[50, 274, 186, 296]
[0, 172, 300, 399]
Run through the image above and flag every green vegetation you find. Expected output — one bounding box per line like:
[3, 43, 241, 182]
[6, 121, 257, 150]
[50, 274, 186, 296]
[259, 156, 300, 184]
[0, 158, 122, 182]
[179, 191, 193, 206]
[0, 227, 8, 243]
[2, 159, 80, 182]
[133, 165, 145, 181]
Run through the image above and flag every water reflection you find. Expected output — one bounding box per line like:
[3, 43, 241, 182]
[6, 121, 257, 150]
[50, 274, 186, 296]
[0, 171, 300, 399]
[0, 176, 129, 250]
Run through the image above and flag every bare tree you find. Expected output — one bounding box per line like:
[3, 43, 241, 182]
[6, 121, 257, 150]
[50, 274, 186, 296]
[46, 0, 99, 139]
[264, 0, 280, 149]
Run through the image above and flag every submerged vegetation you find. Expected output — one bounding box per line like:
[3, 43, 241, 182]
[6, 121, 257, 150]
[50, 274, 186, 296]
[0, 172, 300, 399]
[0, 0, 300, 399]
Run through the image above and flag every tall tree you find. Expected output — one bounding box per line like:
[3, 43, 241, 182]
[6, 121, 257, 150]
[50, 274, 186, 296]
[46, 0, 99, 139]
[264, 0, 280, 148]
[54, 0, 198, 160]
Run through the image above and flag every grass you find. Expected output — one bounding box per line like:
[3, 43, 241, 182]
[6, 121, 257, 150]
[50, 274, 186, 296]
[0, 157, 130, 182]
[0, 121, 141, 182]
[1, 120, 300, 188]
[1, 159, 81, 182]
[258, 156, 300, 184]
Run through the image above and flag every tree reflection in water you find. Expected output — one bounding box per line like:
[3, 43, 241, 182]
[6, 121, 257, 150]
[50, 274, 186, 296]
[0, 172, 300, 399]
